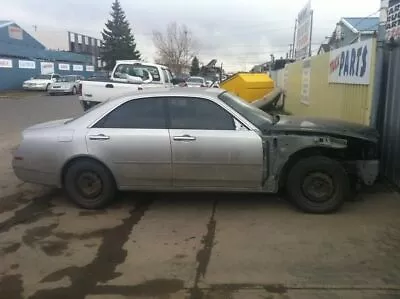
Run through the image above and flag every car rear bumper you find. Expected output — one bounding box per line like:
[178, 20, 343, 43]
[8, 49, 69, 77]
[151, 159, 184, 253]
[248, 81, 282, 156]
[12, 166, 58, 187]
[48, 89, 72, 93]
[23, 86, 47, 91]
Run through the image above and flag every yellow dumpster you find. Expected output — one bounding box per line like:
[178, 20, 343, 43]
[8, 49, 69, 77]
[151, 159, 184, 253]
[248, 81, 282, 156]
[220, 73, 275, 103]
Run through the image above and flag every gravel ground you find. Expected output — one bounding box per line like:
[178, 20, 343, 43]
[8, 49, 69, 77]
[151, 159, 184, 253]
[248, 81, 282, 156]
[1, 93, 400, 299]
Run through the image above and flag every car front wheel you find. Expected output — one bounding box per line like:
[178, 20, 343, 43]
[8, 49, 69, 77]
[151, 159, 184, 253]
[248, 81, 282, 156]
[286, 156, 349, 214]
[64, 159, 116, 209]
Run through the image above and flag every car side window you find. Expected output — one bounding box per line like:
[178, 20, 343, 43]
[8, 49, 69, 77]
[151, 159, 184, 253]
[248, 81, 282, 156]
[94, 98, 166, 129]
[168, 97, 235, 130]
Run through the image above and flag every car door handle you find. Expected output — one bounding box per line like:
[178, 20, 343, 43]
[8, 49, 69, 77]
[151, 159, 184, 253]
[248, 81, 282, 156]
[89, 134, 110, 140]
[105, 84, 114, 88]
[173, 135, 196, 141]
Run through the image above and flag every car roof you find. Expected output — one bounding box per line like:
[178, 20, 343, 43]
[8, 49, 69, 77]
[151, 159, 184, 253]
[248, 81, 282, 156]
[113, 88, 225, 103]
[116, 60, 169, 69]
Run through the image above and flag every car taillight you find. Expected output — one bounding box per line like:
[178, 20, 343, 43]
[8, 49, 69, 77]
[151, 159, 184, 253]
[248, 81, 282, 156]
[78, 83, 82, 95]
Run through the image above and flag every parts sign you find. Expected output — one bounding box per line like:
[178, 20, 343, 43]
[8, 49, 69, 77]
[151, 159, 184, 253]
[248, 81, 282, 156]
[328, 39, 373, 85]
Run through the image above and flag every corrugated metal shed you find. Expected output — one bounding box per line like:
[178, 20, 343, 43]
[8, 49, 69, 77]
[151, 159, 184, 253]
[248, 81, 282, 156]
[0, 20, 14, 27]
[0, 42, 91, 63]
[0, 21, 95, 90]
[282, 39, 376, 125]
[342, 17, 379, 32]
[380, 44, 400, 187]
[0, 21, 90, 63]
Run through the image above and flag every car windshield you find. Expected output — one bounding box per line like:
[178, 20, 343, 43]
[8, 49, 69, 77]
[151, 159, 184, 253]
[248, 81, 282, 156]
[33, 75, 51, 80]
[218, 91, 273, 130]
[187, 78, 204, 84]
[58, 76, 76, 82]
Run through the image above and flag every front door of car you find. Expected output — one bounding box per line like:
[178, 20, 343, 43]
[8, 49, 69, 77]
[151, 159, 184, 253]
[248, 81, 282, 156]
[86, 97, 172, 188]
[167, 96, 264, 190]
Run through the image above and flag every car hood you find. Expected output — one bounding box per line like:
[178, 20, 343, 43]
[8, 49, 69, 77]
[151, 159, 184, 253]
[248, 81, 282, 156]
[25, 118, 73, 131]
[24, 79, 51, 84]
[271, 115, 378, 142]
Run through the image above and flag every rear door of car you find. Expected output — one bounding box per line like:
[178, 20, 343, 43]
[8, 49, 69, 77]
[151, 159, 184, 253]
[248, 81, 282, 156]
[86, 97, 172, 188]
[167, 96, 264, 190]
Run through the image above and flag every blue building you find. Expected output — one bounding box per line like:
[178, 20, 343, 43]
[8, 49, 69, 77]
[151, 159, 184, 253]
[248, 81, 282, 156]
[0, 20, 95, 90]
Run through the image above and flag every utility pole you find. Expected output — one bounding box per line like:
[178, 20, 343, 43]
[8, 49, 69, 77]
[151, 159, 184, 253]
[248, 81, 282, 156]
[292, 19, 297, 59]
[308, 10, 314, 57]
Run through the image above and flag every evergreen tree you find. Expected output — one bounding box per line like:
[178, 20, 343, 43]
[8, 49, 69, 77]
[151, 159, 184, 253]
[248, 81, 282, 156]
[190, 56, 200, 76]
[101, 0, 141, 70]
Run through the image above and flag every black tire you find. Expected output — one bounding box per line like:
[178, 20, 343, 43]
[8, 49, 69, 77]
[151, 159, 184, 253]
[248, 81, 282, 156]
[64, 159, 116, 209]
[72, 87, 77, 95]
[286, 156, 349, 214]
[49, 92, 55, 96]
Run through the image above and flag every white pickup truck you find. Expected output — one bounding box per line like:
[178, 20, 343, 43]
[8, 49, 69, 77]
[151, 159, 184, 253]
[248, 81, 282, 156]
[78, 60, 174, 110]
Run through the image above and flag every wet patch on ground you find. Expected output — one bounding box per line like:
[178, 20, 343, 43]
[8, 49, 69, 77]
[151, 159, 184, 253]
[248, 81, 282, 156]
[1, 242, 21, 254]
[78, 210, 108, 217]
[40, 240, 69, 256]
[190, 199, 218, 299]
[54, 229, 107, 240]
[0, 189, 60, 234]
[0, 274, 24, 299]
[22, 223, 59, 247]
[0, 193, 31, 213]
[29, 198, 154, 299]
[91, 279, 184, 297]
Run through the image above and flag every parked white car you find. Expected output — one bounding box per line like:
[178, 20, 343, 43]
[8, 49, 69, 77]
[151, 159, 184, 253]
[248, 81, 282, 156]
[186, 76, 206, 87]
[48, 75, 84, 96]
[23, 74, 61, 91]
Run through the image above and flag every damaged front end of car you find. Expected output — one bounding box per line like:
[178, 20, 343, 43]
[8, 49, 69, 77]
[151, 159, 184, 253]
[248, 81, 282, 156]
[262, 116, 380, 193]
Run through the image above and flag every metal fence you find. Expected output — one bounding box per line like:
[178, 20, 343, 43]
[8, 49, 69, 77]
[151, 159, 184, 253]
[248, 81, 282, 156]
[379, 43, 400, 187]
[275, 39, 376, 125]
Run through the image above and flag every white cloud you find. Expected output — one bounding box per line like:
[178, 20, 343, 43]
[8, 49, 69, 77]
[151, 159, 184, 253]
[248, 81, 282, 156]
[1, 0, 379, 71]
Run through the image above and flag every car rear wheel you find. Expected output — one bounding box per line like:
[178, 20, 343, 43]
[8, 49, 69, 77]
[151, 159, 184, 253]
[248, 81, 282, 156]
[72, 87, 77, 95]
[286, 156, 349, 214]
[64, 159, 116, 209]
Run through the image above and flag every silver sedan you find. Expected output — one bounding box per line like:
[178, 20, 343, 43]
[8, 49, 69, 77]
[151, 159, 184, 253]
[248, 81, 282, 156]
[12, 88, 379, 213]
[48, 75, 83, 95]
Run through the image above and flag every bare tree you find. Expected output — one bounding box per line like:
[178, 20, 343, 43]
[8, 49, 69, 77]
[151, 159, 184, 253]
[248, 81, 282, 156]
[152, 22, 197, 75]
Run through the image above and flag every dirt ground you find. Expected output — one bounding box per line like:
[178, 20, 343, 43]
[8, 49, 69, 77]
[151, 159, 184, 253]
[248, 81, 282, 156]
[1, 93, 400, 299]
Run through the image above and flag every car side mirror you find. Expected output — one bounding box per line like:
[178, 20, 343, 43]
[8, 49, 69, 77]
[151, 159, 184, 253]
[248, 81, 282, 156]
[126, 75, 143, 84]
